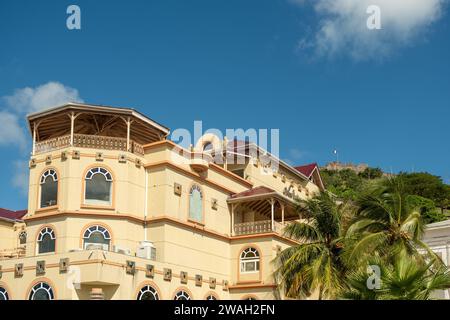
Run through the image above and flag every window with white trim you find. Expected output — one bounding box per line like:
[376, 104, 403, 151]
[174, 290, 191, 300]
[205, 294, 217, 300]
[29, 282, 54, 300]
[137, 285, 159, 300]
[0, 287, 9, 300]
[83, 225, 111, 250]
[85, 167, 113, 205]
[189, 185, 203, 222]
[240, 247, 260, 273]
[40, 169, 58, 208]
[37, 227, 56, 254]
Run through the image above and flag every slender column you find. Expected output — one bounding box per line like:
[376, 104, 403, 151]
[231, 204, 235, 236]
[126, 117, 131, 152]
[70, 112, 75, 146]
[270, 198, 275, 232]
[281, 203, 285, 226]
[32, 123, 37, 156]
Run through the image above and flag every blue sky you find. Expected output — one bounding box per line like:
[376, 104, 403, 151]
[0, 0, 449, 210]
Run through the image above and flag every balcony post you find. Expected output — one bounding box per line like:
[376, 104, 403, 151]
[270, 198, 275, 232]
[32, 123, 37, 156]
[231, 203, 235, 236]
[126, 117, 131, 152]
[69, 112, 75, 146]
[281, 203, 285, 225]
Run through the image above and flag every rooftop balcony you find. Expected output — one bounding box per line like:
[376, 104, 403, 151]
[34, 133, 145, 156]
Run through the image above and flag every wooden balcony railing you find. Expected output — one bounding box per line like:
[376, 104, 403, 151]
[234, 220, 285, 236]
[34, 134, 145, 156]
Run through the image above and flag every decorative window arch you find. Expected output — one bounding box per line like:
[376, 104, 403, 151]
[137, 285, 160, 300]
[39, 169, 58, 208]
[19, 231, 27, 245]
[189, 184, 203, 222]
[83, 225, 111, 250]
[240, 247, 260, 273]
[37, 227, 56, 254]
[84, 167, 113, 206]
[242, 295, 258, 300]
[174, 290, 191, 300]
[205, 294, 218, 300]
[29, 282, 54, 300]
[0, 287, 9, 300]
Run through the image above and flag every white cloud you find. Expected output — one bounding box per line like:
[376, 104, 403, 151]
[0, 81, 83, 194]
[4, 81, 83, 114]
[293, 0, 447, 61]
[0, 111, 27, 149]
[11, 160, 29, 195]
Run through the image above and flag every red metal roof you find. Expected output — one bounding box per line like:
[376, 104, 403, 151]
[294, 163, 318, 177]
[0, 208, 27, 221]
[230, 186, 276, 199]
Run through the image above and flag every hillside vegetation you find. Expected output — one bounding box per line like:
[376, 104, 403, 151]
[320, 168, 450, 224]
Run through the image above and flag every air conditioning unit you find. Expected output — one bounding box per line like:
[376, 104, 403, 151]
[113, 245, 131, 256]
[85, 243, 108, 251]
[136, 241, 156, 260]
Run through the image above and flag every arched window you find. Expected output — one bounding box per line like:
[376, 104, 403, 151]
[0, 287, 9, 300]
[205, 294, 217, 300]
[37, 227, 56, 254]
[240, 247, 260, 273]
[243, 296, 258, 300]
[137, 285, 159, 300]
[40, 169, 58, 208]
[29, 282, 54, 300]
[189, 185, 203, 222]
[83, 225, 111, 250]
[19, 231, 27, 245]
[85, 167, 113, 205]
[174, 290, 191, 300]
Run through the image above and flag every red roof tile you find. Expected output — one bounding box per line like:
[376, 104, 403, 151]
[294, 163, 318, 177]
[0, 208, 27, 221]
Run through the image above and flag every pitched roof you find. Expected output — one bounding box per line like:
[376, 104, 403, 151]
[0, 208, 27, 222]
[294, 163, 318, 178]
[230, 186, 276, 199]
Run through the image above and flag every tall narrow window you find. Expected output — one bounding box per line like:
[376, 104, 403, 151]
[189, 185, 203, 222]
[37, 227, 56, 254]
[83, 225, 111, 250]
[240, 247, 260, 273]
[85, 167, 113, 205]
[40, 169, 58, 208]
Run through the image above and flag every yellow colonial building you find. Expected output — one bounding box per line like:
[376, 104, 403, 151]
[0, 103, 324, 300]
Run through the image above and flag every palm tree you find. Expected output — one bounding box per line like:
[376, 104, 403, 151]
[339, 251, 450, 300]
[273, 192, 352, 299]
[343, 177, 438, 266]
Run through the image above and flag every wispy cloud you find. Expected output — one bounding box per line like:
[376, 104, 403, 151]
[3, 81, 83, 114]
[11, 160, 29, 195]
[292, 0, 447, 61]
[0, 111, 27, 149]
[0, 81, 83, 195]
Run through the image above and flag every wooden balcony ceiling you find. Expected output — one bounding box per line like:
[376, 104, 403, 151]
[228, 186, 298, 219]
[27, 103, 170, 144]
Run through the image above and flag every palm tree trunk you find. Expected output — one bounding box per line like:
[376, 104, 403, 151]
[318, 285, 324, 300]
